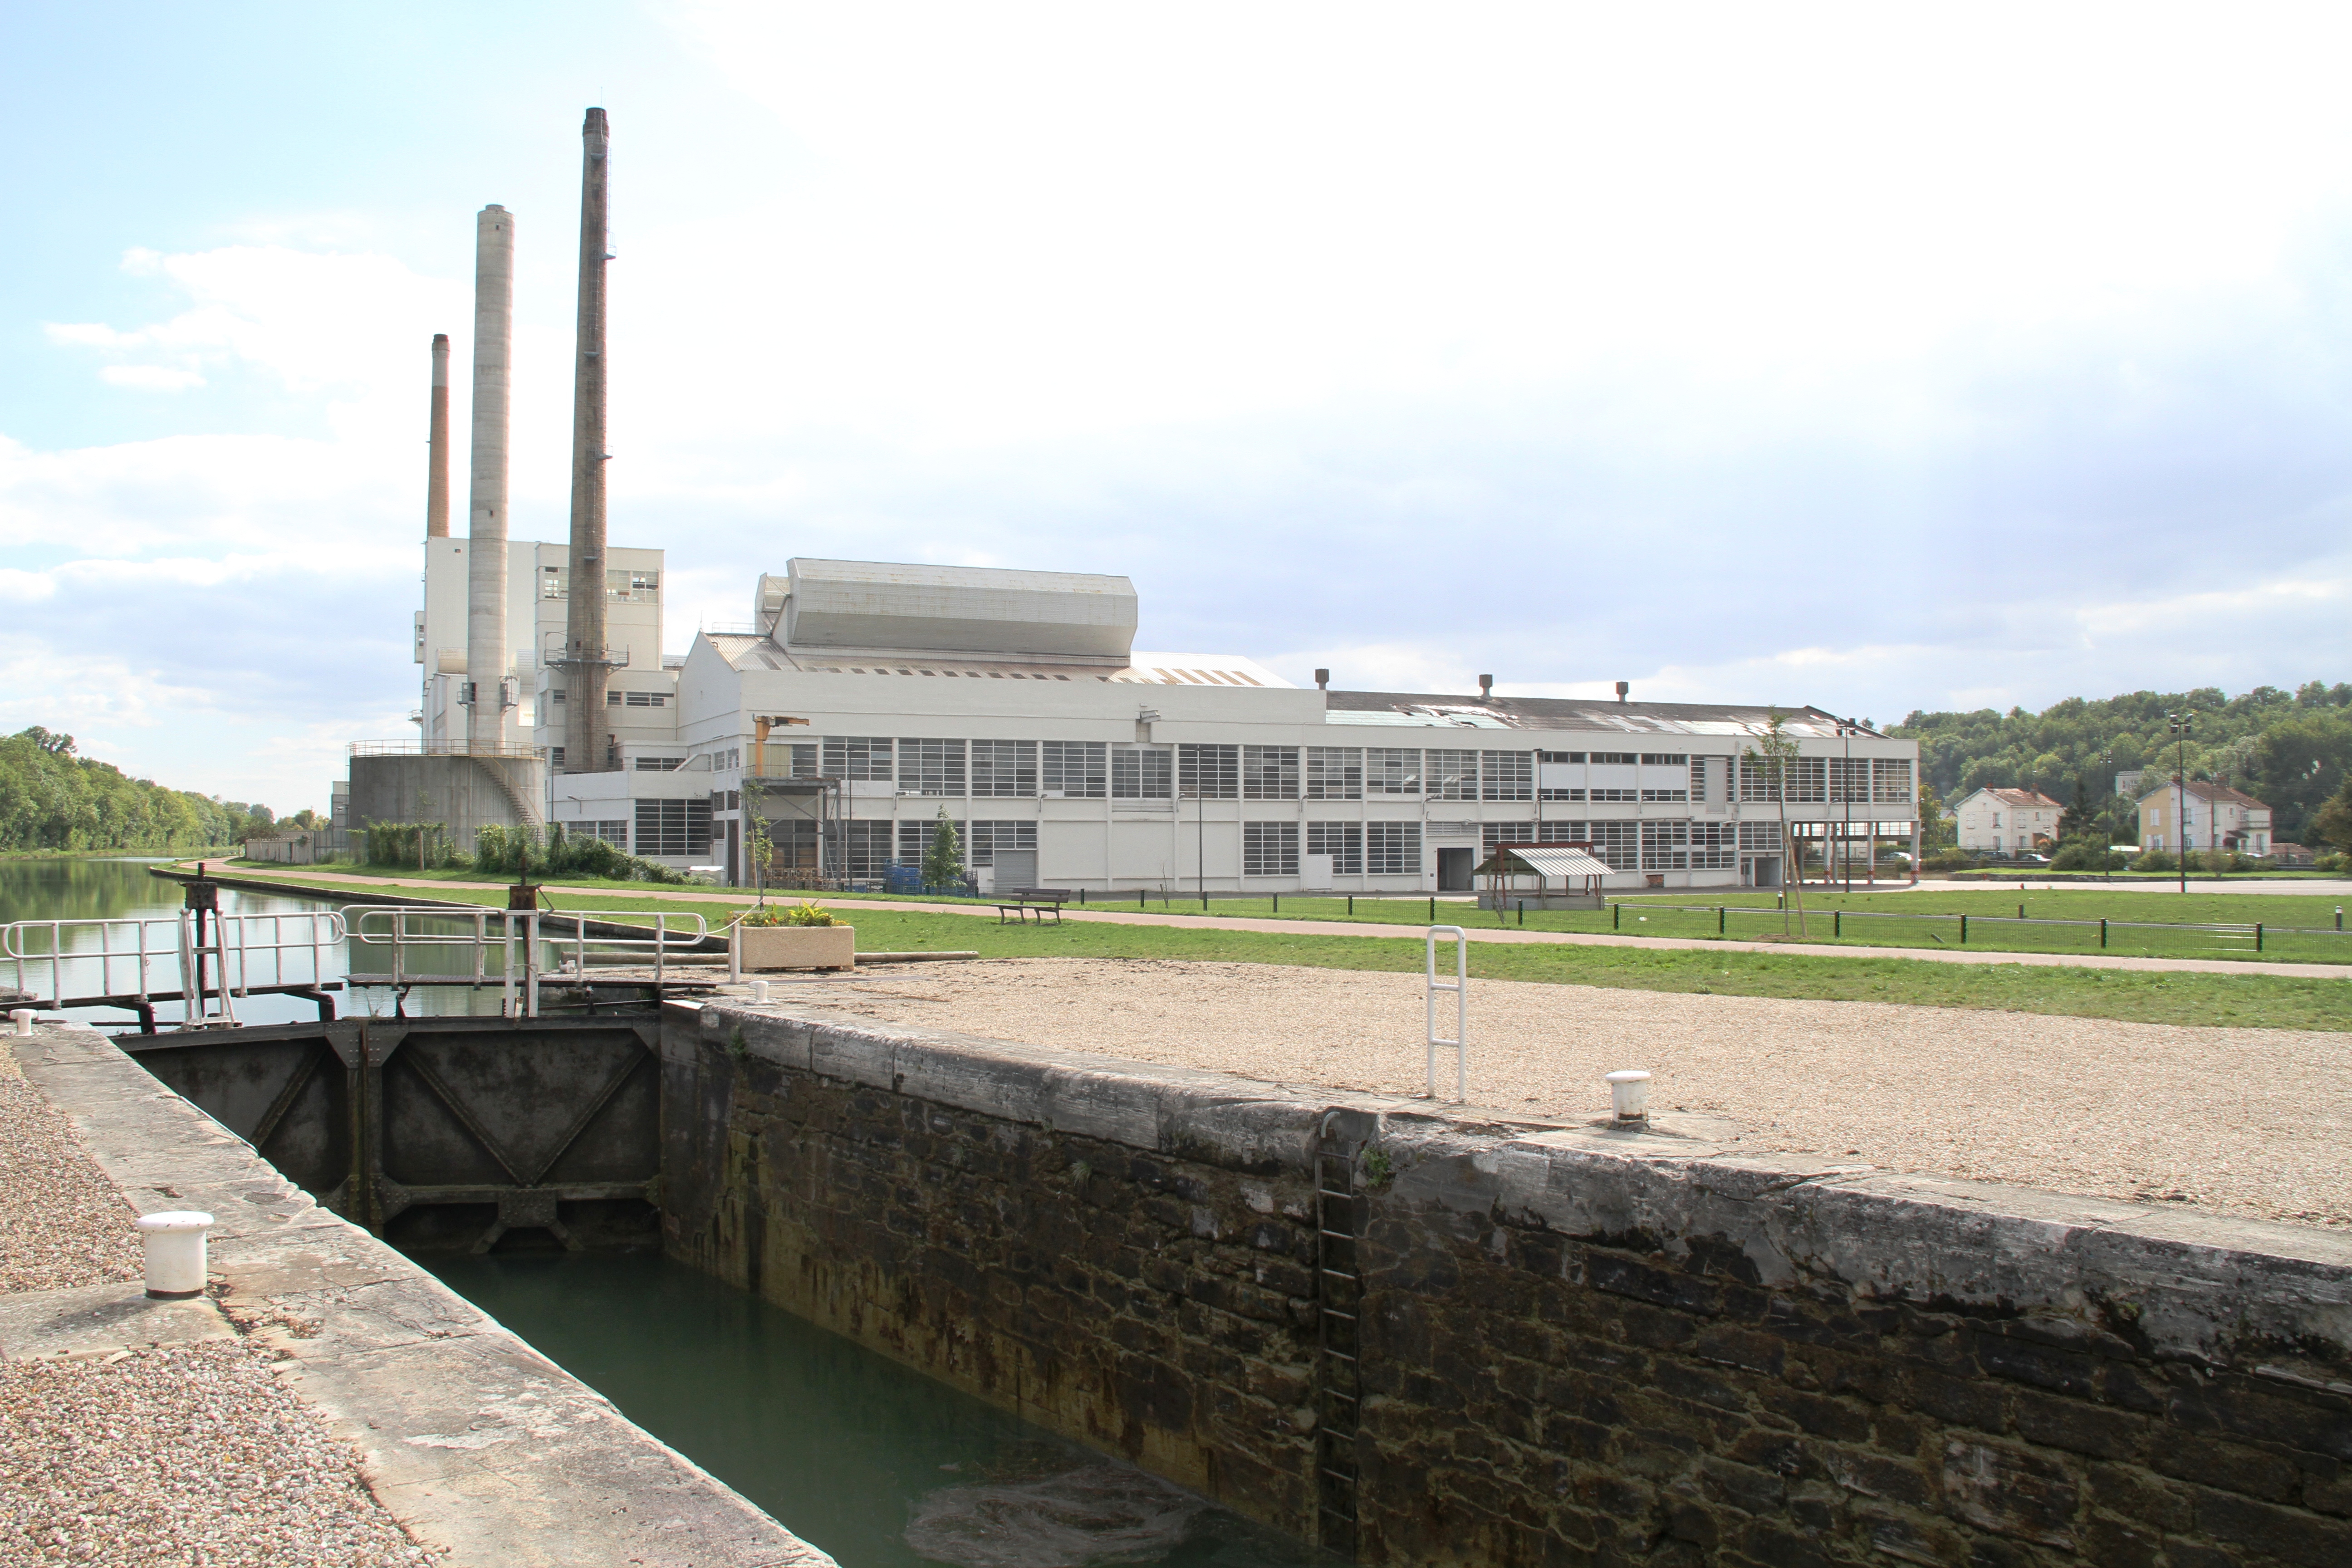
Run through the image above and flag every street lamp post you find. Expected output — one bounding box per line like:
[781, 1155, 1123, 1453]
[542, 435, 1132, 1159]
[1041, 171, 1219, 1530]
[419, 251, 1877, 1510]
[1837, 719, 1858, 893]
[2167, 710, 2193, 895]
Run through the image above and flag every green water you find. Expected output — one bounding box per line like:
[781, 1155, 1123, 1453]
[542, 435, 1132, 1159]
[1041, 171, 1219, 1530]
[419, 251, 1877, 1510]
[426, 1252, 1328, 1568]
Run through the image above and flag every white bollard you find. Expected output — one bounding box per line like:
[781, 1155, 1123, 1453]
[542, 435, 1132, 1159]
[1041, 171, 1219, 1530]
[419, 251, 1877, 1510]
[10, 1009, 32, 1037]
[1605, 1069, 1651, 1124]
[750, 979, 771, 1003]
[136, 1211, 215, 1298]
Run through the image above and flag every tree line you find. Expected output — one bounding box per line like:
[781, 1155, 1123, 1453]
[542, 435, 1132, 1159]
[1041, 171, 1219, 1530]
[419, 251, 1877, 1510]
[0, 727, 306, 854]
[1890, 681, 2352, 844]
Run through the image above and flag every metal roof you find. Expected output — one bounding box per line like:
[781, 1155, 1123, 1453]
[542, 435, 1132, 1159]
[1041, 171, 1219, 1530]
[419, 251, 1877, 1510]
[703, 634, 1291, 687]
[1472, 844, 1618, 878]
[1323, 691, 1859, 738]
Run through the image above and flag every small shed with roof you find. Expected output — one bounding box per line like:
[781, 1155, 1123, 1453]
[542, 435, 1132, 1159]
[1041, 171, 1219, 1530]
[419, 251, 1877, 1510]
[1471, 842, 1616, 910]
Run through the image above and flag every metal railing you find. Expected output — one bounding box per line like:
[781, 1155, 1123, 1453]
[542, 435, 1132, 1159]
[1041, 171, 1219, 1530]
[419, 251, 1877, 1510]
[2, 910, 346, 1011]
[348, 739, 545, 760]
[343, 905, 709, 1017]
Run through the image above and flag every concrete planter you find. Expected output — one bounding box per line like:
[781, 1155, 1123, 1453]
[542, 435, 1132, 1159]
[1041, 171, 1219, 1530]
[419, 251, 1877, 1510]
[735, 924, 855, 971]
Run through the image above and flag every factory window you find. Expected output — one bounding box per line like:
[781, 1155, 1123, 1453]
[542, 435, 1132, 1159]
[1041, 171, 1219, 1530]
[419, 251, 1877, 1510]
[1244, 746, 1300, 800]
[1480, 751, 1533, 802]
[1738, 822, 1782, 851]
[1367, 748, 1421, 795]
[1588, 789, 1636, 803]
[1590, 752, 1637, 766]
[1585, 821, 1640, 871]
[1689, 821, 1735, 869]
[542, 566, 568, 598]
[606, 569, 659, 603]
[549, 747, 565, 770]
[1641, 789, 1687, 803]
[632, 799, 710, 859]
[835, 820, 893, 880]
[1303, 747, 1361, 801]
[966, 820, 1036, 868]
[1640, 753, 1688, 766]
[1307, 821, 1362, 877]
[1178, 744, 1239, 800]
[899, 738, 967, 796]
[971, 740, 1039, 798]
[1365, 822, 1421, 876]
[1480, 823, 1539, 850]
[607, 691, 620, 706]
[1690, 758, 1710, 801]
[1111, 745, 1172, 799]
[1872, 758, 1914, 804]
[1540, 787, 1588, 802]
[774, 743, 818, 779]
[635, 756, 685, 772]
[1829, 758, 1871, 804]
[1642, 820, 1690, 871]
[1242, 822, 1298, 877]
[822, 737, 893, 781]
[624, 691, 666, 708]
[1426, 749, 1477, 800]
[1739, 755, 1825, 803]
[575, 819, 627, 847]
[549, 689, 565, 704]
[1042, 740, 1107, 798]
[1539, 751, 1587, 764]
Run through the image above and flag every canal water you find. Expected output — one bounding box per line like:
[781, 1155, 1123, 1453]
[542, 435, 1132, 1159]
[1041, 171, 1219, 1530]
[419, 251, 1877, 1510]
[4, 858, 1328, 1568]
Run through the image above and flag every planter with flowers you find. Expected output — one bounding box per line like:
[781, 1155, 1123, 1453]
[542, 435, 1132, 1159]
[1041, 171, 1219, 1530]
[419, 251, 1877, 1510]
[735, 900, 855, 971]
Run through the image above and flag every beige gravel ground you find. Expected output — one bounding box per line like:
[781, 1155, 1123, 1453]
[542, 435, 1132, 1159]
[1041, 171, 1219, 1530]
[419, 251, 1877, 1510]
[1, 1044, 430, 1566]
[0, 1341, 436, 1567]
[815, 957, 2352, 1230]
[0, 1043, 139, 1294]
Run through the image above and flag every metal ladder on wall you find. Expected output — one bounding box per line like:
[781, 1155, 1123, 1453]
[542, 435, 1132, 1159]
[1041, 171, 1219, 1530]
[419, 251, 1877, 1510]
[1314, 1110, 1367, 1558]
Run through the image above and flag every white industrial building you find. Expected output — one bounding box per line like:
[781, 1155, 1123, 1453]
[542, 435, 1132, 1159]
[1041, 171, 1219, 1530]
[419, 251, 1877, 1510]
[436, 554, 1925, 892]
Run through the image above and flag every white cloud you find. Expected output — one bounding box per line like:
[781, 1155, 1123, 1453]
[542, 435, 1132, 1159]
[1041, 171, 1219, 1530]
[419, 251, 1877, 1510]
[98, 365, 206, 392]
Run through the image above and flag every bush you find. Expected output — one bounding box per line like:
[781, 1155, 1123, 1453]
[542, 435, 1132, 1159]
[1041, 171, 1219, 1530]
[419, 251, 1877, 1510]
[365, 821, 461, 868]
[1921, 847, 1974, 872]
[2047, 837, 2124, 872]
[471, 823, 691, 884]
[2129, 848, 2178, 872]
[2316, 852, 2349, 872]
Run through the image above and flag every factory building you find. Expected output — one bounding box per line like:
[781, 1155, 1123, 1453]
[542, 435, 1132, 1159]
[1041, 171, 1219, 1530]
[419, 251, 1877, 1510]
[525, 556, 1922, 892]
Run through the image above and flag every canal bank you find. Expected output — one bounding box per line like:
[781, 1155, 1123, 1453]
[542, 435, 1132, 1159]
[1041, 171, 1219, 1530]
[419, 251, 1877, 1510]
[669, 995, 2352, 1566]
[4, 1014, 833, 1566]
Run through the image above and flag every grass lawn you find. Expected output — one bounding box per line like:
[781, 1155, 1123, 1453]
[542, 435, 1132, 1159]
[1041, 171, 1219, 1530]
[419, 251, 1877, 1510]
[202, 866, 2352, 1034]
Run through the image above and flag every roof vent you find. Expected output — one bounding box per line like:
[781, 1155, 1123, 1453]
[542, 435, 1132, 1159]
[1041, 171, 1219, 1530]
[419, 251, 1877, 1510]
[1314, 668, 1329, 690]
[1478, 674, 1494, 700]
[1616, 681, 1630, 702]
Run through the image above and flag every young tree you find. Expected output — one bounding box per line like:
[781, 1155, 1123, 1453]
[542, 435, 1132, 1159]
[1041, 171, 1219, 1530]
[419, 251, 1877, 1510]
[740, 775, 774, 906]
[921, 809, 965, 891]
[1741, 709, 1807, 937]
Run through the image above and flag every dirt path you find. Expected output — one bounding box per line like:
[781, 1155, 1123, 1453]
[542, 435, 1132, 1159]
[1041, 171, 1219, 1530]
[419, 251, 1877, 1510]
[808, 956, 2352, 1230]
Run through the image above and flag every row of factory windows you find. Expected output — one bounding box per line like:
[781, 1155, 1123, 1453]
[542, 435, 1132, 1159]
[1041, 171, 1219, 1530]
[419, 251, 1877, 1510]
[716, 738, 1910, 805]
[545, 689, 670, 706]
[541, 566, 661, 603]
[558, 801, 714, 860]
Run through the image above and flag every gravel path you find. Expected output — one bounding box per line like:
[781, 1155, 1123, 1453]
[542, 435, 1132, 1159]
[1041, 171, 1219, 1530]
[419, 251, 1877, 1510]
[0, 1043, 139, 1294]
[2, 1043, 431, 1565]
[814, 957, 2352, 1230]
[0, 1341, 436, 1567]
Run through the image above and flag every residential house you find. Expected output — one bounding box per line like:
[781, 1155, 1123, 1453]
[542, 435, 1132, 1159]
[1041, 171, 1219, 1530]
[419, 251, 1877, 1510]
[1952, 788, 2064, 855]
[2138, 782, 2271, 858]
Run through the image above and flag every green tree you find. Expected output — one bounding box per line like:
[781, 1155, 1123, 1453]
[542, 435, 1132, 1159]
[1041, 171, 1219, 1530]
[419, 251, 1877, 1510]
[1740, 710, 1806, 936]
[2311, 777, 2352, 854]
[741, 775, 774, 905]
[920, 809, 965, 890]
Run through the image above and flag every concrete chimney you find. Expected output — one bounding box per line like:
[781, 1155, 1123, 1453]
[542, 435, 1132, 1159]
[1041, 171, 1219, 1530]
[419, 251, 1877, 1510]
[562, 109, 613, 774]
[425, 334, 451, 539]
[465, 206, 514, 750]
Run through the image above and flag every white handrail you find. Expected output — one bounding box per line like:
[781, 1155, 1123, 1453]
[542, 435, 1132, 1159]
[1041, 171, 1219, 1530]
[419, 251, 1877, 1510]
[2, 911, 344, 1009]
[344, 904, 709, 1018]
[1426, 925, 1468, 1103]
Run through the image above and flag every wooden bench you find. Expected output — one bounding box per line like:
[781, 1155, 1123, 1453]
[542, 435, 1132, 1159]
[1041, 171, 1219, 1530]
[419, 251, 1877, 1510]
[995, 888, 1074, 925]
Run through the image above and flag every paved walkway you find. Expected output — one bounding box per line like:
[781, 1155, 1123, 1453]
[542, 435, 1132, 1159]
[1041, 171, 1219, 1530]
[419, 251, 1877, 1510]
[196, 866, 2352, 981]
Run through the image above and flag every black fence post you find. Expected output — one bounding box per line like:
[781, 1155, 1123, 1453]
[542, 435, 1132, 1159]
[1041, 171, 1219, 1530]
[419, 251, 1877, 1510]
[1833, 910, 1841, 938]
[1348, 895, 1354, 916]
[2100, 918, 2107, 949]
[1718, 906, 1725, 935]
[2255, 922, 2263, 953]
[1960, 914, 1968, 943]
[1272, 894, 1279, 914]
[1613, 903, 1621, 931]
[1429, 896, 1436, 922]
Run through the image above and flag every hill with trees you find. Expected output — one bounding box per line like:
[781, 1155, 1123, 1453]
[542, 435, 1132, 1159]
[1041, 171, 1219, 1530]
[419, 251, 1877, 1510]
[0, 727, 289, 854]
[1890, 681, 2352, 844]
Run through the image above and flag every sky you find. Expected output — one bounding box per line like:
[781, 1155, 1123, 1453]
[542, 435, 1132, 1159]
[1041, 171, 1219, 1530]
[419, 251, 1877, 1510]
[4, 3, 2350, 813]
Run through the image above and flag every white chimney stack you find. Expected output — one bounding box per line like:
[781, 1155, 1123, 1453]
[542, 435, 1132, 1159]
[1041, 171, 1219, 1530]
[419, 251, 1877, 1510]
[465, 205, 514, 750]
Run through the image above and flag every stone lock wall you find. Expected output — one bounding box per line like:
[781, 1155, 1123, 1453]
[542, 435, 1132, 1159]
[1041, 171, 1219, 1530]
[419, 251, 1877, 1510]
[662, 1000, 2352, 1567]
